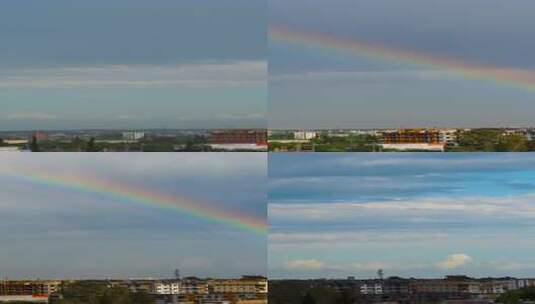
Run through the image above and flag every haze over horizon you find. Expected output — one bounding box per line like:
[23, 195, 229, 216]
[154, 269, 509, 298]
[269, 153, 535, 279]
[0, 0, 266, 131]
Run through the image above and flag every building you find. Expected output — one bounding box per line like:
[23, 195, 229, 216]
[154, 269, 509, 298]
[0, 280, 61, 297]
[209, 130, 267, 145]
[380, 129, 441, 144]
[0, 146, 22, 152]
[208, 143, 267, 151]
[122, 132, 145, 141]
[152, 279, 208, 295]
[153, 281, 182, 295]
[0, 295, 49, 303]
[383, 278, 410, 294]
[439, 129, 458, 145]
[410, 279, 461, 294]
[4, 139, 29, 145]
[293, 131, 317, 140]
[360, 282, 383, 295]
[208, 277, 267, 294]
[381, 143, 445, 151]
[34, 131, 49, 142]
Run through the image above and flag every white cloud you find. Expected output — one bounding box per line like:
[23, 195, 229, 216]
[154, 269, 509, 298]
[114, 114, 148, 120]
[269, 193, 535, 223]
[0, 61, 266, 88]
[269, 231, 450, 245]
[283, 259, 326, 270]
[270, 69, 459, 83]
[436, 253, 473, 269]
[3, 112, 57, 120]
[0, 153, 266, 179]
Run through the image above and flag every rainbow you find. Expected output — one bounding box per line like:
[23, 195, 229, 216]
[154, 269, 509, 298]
[270, 25, 535, 91]
[7, 169, 266, 235]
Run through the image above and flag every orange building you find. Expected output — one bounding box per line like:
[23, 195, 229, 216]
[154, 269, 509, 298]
[210, 130, 267, 145]
[380, 129, 441, 144]
[0, 280, 60, 296]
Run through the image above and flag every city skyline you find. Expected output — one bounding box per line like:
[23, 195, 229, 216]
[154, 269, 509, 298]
[269, 0, 535, 129]
[0, 0, 266, 130]
[0, 153, 267, 279]
[268, 153, 535, 279]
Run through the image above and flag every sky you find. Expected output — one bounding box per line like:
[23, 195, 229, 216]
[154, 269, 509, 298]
[269, 153, 535, 279]
[0, 153, 266, 279]
[0, 0, 266, 130]
[269, 0, 535, 129]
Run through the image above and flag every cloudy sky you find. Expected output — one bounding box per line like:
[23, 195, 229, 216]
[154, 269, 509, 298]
[269, 153, 535, 279]
[0, 0, 266, 130]
[269, 0, 535, 129]
[0, 153, 266, 279]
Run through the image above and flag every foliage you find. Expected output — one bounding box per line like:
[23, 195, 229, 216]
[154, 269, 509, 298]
[269, 133, 295, 140]
[84, 137, 98, 152]
[269, 134, 381, 152]
[269, 281, 359, 304]
[497, 286, 535, 303]
[449, 129, 532, 152]
[52, 281, 155, 304]
[30, 136, 40, 152]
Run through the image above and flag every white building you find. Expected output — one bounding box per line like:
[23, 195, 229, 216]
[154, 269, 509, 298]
[360, 283, 383, 295]
[294, 131, 317, 140]
[122, 132, 145, 141]
[439, 129, 458, 145]
[153, 281, 181, 295]
[381, 143, 445, 151]
[209, 143, 267, 151]
[4, 139, 29, 145]
[0, 146, 22, 152]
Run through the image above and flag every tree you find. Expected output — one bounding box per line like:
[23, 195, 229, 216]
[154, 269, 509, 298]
[497, 286, 535, 303]
[338, 289, 356, 304]
[455, 129, 502, 151]
[377, 269, 384, 280]
[85, 137, 98, 152]
[496, 134, 528, 152]
[99, 287, 132, 304]
[71, 136, 84, 152]
[302, 292, 316, 304]
[131, 290, 154, 304]
[309, 286, 338, 304]
[54, 281, 155, 304]
[30, 136, 40, 152]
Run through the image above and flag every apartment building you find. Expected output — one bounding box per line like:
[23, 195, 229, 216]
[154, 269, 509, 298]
[209, 130, 267, 145]
[0, 280, 61, 296]
[208, 277, 267, 294]
[359, 282, 383, 295]
[153, 281, 182, 295]
[152, 279, 209, 295]
[380, 129, 441, 144]
[293, 131, 317, 140]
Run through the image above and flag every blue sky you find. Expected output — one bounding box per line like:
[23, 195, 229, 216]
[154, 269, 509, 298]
[269, 153, 535, 279]
[269, 0, 535, 129]
[0, 153, 266, 279]
[0, 0, 266, 130]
